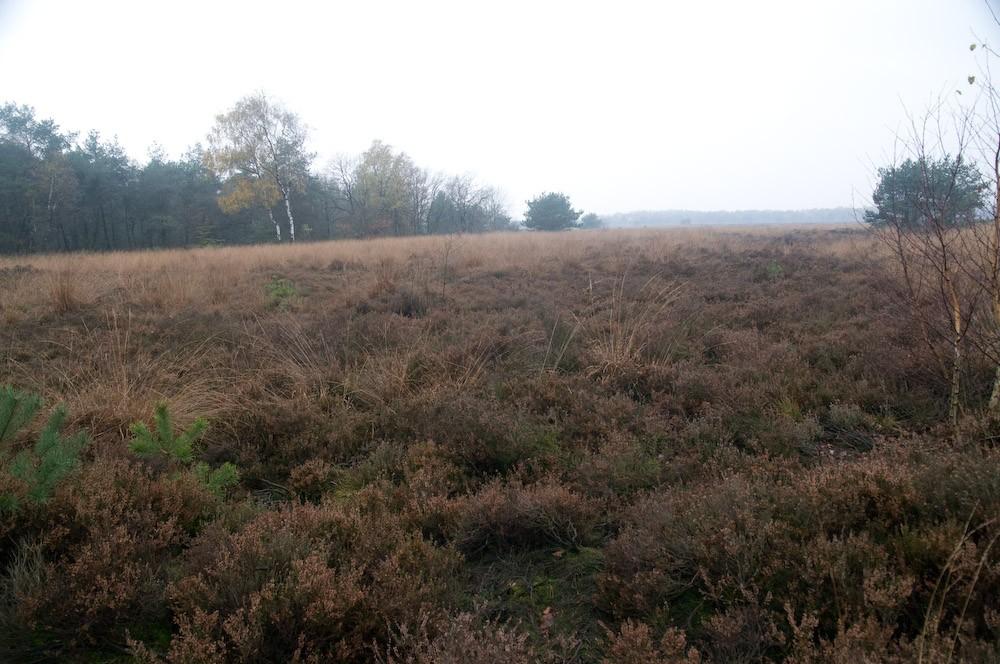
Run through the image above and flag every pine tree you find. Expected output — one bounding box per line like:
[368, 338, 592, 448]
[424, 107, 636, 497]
[129, 402, 239, 498]
[0, 386, 42, 445]
[9, 405, 88, 504]
[129, 402, 206, 463]
[0, 386, 88, 509]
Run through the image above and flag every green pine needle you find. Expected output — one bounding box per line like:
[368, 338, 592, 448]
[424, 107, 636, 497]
[129, 403, 236, 497]
[1, 389, 88, 507]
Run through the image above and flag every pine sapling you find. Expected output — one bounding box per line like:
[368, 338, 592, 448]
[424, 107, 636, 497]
[0, 386, 42, 447]
[9, 405, 88, 504]
[129, 402, 239, 497]
[0, 386, 89, 510]
[193, 461, 240, 498]
[129, 402, 207, 463]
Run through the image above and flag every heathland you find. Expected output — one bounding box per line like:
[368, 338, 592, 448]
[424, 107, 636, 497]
[1, 226, 999, 662]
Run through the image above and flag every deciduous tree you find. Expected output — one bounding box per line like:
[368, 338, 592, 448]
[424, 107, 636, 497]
[205, 93, 312, 242]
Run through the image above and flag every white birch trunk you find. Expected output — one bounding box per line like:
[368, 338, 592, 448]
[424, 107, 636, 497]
[268, 207, 281, 242]
[282, 190, 296, 243]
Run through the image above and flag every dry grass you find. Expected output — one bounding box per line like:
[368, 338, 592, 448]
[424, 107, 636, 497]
[5, 224, 999, 663]
[586, 273, 684, 379]
[0, 226, 868, 317]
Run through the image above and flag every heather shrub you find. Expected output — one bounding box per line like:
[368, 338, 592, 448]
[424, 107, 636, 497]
[393, 442, 466, 542]
[750, 410, 823, 456]
[385, 392, 562, 479]
[599, 444, 1000, 660]
[5, 458, 215, 653]
[599, 474, 776, 619]
[287, 458, 335, 501]
[602, 621, 701, 664]
[510, 372, 640, 448]
[454, 478, 599, 556]
[164, 495, 462, 662]
[570, 434, 667, 499]
[231, 400, 367, 480]
[331, 440, 410, 497]
[5, 228, 1000, 660]
[382, 612, 534, 664]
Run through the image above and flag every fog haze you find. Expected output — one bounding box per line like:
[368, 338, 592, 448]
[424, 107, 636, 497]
[0, 0, 995, 214]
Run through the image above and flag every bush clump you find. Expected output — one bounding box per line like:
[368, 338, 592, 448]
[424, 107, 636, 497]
[454, 478, 599, 556]
[162, 493, 462, 662]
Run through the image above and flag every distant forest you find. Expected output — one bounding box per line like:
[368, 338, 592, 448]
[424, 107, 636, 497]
[0, 97, 858, 256]
[604, 207, 857, 228]
[0, 99, 516, 255]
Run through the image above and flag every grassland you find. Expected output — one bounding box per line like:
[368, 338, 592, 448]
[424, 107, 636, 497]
[1, 226, 999, 662]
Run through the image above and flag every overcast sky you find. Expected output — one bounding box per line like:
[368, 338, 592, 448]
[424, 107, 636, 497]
[0, 0, 997, 215]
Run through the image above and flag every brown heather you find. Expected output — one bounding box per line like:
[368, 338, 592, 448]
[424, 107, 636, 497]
[1, 226, 1000, 662]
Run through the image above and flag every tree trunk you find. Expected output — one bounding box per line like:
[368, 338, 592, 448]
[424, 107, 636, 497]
[949, 288, 963, 433]
[989, 269, 1000, 418]
[990, 153, 1000, 419]
[950, 336, 962, 431]
[268, 207, 281, 242]
[988, 362, 1000, 417]
[99, 204, 111, 250]
[46, 174, 58, 251]
[282, 190, 296, 243]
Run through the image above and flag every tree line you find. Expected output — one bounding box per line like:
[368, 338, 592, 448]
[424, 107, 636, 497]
[0, 94, 597, 255]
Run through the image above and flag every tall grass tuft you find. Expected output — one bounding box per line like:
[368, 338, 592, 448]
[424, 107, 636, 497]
[587, 273, 684, 379]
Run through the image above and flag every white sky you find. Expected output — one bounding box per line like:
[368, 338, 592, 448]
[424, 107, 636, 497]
[0, 0, 997, 215]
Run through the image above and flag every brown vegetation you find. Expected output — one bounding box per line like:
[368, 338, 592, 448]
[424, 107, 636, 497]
[2, 226, 1000, 662]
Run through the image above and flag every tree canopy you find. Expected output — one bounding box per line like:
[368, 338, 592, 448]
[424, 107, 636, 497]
[523, 192, 581, 231]
[205, 93, 312, 242]
[865, 156, 988, 229]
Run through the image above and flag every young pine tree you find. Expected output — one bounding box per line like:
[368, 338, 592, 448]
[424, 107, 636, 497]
[0, 386, 88, 510]
[129, 402, 239, 498]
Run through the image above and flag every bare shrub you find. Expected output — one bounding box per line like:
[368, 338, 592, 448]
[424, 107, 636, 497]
[603, 621, 701, 664]
[382, 612, 534, 664]
[165, 496, 461, 662]
[454, 478, 598, 556]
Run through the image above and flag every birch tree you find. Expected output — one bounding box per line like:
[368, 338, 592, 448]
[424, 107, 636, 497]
[869, 103, 987, 432]
[205, 93, 312, 242]
[966, 35, 1000, 417]
[869, 24, 1000, 429]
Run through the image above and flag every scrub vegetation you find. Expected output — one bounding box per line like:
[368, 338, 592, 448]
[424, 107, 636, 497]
[2, 226, 1000, 662]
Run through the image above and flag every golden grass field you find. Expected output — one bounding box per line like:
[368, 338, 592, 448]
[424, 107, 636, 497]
[1, 225, 868, 316]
